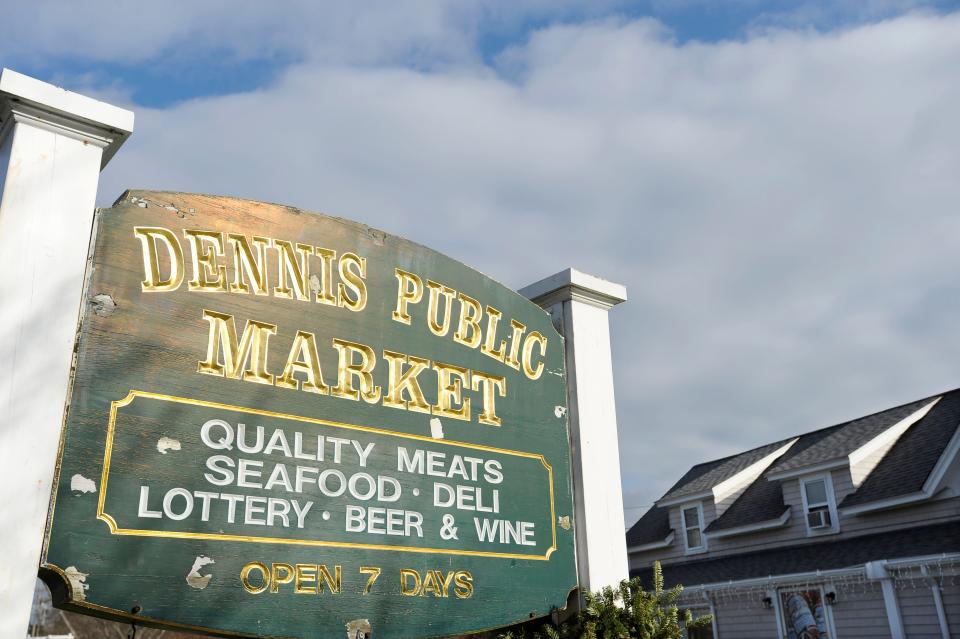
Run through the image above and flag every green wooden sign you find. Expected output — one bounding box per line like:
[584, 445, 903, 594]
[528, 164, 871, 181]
[41, 191, 577, 638]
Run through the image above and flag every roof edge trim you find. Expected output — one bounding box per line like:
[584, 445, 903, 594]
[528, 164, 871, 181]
[766, 458, 847, 481]
[839, 490, 929, 516]
[628, 530, 675, 553]
[705, 508, 791, 539]
[656, 491, 713, 508]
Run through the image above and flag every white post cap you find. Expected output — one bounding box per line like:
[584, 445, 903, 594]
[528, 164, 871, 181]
[519, 267, 627, 310]
[0, 68, 134, 168]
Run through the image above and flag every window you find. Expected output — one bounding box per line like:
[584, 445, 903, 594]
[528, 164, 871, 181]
[778, 588, 835, 639]
[681, 503, 707, 553]
[800, 475, 838, 535]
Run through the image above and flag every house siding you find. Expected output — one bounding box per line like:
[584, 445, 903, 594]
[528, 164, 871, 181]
[840, 495, 960, 537]
[942, 581, 960, 636]
[678, 581, 960, 639]
[830, 586, 891, 639]
[714, 603, 778, 638]
[899, 585, 943, 639]
[629, 490, 960, 573]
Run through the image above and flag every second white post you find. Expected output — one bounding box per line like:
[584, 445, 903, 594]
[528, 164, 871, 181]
[521, 268, 629, 593]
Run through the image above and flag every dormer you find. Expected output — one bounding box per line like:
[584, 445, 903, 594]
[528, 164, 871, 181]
[656, 438, 797, 518]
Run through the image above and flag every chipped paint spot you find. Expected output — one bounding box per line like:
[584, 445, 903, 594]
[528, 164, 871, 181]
[70, 474, 96, 494]
[309, 274, 322, 297]
[557, 516, 571, 530]
[162, 204, 190, 219]
[346, 618, 371, 639]
[157, 436, 181, 454]
[64, 566, 89, 600]
[554, 405, 567, 418]
[186, 555, 215, 589]
[429, 418, 444, 440]
[366, 227, 386, 246]
[90, 293, 116, 317]
[547, 369, 564, 377]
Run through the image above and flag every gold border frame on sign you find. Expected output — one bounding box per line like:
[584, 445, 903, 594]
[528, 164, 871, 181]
[97, 390, 558, 560]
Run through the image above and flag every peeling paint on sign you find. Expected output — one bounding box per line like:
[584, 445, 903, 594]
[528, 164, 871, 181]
[554, 406, 567, 418]
[185, 556, 215, 590]
[156, 436, 181, 454]
[90, 293, 116, 317]
[69, 474, 96, 494]
[64, 566, 89, 600]
[346, 618, 372, 639]
[429, 417, 445, 439]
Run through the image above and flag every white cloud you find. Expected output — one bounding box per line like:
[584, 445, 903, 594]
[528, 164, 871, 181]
[0, 1, 628, 69]
[87, 10, 960, 524]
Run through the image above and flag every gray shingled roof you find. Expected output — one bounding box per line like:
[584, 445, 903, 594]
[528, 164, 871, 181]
[659, 438, 795, 503]
[626, 505, 671, 546]
[840, 390, 960, 508]
[704, 475, 787, 532]
[632, 521, 960, 588]
[705, 422, 848, 531]
[629, 390, 960, 545]
[766, 396, 936, 475]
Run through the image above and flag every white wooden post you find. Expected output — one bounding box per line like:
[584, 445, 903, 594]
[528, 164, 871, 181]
[520, 268, 629, 593]
[0, 69, 133, 637]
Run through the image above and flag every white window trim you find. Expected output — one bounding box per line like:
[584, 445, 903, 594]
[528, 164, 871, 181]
[681, 501, 708, 554]
[799, 473, 839, 536]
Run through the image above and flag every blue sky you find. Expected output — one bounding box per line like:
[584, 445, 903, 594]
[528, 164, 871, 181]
[5, 1, 960, 524]
[8, 1, 960, 108]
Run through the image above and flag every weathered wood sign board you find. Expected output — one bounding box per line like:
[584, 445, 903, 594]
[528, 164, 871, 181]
[41, 191, 576, 638]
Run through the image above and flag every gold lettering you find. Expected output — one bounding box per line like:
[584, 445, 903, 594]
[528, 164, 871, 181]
[227, 233, 270, 295]
[471, 371, 506, 426]
[276, 330, 329, 394]
[453, 294, 482, 348]
[331, 339, 381, 403]
[274, 239, 313, 301]
[185, 229, 228, 291]
[426, 280, 456, 336]
[382, 350, 431, 413]
[392, 269, 423, 324]
[480, 306, 507, 362]
[269, 563, 295, 593]
[400, 569, 421, 596]
[433, 362, 470, 421]
[240, 561, 269, 594]
[133, 226, 184, 292]
[314, 247, 337, 306]
[504, 319, 526, 370]
[196, 310, 276, 384]
[360, 566, 381, 595]
[318, 565, 342, 594]
[522, 331, 547, 380]
[337, 252, 367, 312]
[421, 570, 444, 597]
[453, 571, 474, 599]
[294, 564, 317, 594]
